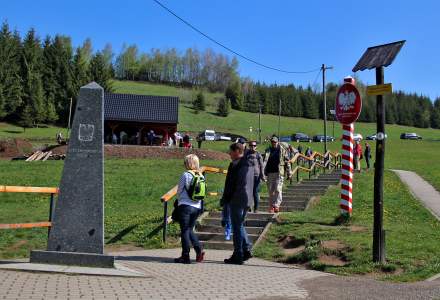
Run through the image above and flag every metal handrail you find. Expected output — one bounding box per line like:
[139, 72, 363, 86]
[0, 186, 58, 237]
[160, 165, 228, 242]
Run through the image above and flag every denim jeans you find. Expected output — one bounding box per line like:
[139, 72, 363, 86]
[178, 204, 201, 256]
[253, 176, 261, 211]
[230, 203, 252, 259]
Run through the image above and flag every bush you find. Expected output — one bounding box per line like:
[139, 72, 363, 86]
[192, 91, 206, 111]
[217, 97, 231, 117]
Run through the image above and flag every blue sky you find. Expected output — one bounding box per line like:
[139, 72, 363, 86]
[2, 0, 439, 100]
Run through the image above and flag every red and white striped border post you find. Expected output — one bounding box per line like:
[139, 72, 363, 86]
[340, 123, 354, 215]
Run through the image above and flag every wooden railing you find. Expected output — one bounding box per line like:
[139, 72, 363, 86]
[0, 186, 58, 236]
[160, 166, 228, 242]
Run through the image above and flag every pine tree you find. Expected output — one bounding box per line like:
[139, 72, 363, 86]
[73, 46, 91, 90]
[90, 51, 113, 91]
[0, 84, 5, 118]
[431, 98, 440, 129]
[21, 28, 46, 124]
[18, 104, 34, 132]
[0, 22, 23, 119]
[225, 76, 242, 110]
[217, 97, 231, 117]
[42, 36, 59, 123]
[192, 91, 206, 112]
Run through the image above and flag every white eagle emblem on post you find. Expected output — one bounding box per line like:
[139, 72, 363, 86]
[78, 124, 95, 142]
[338, 91, 356, 111]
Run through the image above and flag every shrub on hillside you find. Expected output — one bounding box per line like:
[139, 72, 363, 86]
[217, 97, 231, 117]
[192, 91, 206, 113]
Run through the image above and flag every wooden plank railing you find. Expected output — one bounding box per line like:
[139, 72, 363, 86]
[160, 166, 228, 242]
[0, 186, 59, 237]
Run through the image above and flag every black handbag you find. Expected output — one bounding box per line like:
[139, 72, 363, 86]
[171, 199, 180, 222]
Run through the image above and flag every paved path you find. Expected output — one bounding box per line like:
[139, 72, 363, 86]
[1, 249, 440, 299]
[393, 169, 440, 220]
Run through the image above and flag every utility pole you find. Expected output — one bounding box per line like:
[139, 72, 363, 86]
[67, 97, 73, 139]
[322, 64, 333, 154]
[278, 98, 281, 138]
[258, 104, 262, 144]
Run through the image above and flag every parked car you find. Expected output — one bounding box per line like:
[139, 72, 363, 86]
[400, 133, 422, 140]
[312, 135, 335, 142]
[202, 130, 216, 141]
[291, 133, 312, 143]
[280, 136, 292, 143]
[366, 133, 388, 140]
[353, 133, 363, 141]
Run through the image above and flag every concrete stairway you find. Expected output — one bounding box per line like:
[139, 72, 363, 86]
[259, 169, 341, 212]
[195, 169, 341, 249]
[196, 211, 275, 250]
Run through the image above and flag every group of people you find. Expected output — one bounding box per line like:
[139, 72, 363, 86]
[173, 136, 293, 265]
[353, 141, 372, 172]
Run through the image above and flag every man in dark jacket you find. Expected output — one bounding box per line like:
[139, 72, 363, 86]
[221, 142, 254, 265]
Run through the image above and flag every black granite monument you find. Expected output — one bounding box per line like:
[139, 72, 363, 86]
[31, 82, 114, 267]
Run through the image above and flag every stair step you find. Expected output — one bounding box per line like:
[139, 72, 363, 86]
[259, 200, 308, 205]
[260, 196, 310, 202]
[207, 211, 275, 220]
[201, 241, 234, 250]
[258, 205, 305, 212]
[196, 225, 264, 235]
[197, 232, 260, 242]
[202, 218, 268, 227]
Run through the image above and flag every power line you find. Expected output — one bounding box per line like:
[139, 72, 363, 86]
[152, 0, 321, 74]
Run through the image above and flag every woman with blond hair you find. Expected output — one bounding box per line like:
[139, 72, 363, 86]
[174, 154, 205, 264]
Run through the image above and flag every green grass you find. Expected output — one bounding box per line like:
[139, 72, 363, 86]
[254, 170, 440, 282]
[0, 159, 228, 259]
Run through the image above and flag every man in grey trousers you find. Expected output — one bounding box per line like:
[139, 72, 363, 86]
[264, 136, 292, 213]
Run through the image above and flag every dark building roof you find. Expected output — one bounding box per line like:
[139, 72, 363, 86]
[353, 40, 406, 72]
[104, 93, 179, 124]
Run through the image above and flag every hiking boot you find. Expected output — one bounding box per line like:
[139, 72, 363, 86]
[243, 251, 253, 261]
[196, 251, 205, 263]
[174, 255, 191, 264]
[224, 255, 243, 265]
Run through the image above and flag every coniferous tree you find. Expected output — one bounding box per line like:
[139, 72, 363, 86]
[217, 97, 231, 117]
[90, 51, 113, 91]
[42, 36, 59, 123]
[225, 76, 243, 110]
[0, 22, 23, 119]
[431, 98, 440, 129]
[21, 28, 46, 124]
[18, 104, 34, 132]
[192, 91, 206, 112]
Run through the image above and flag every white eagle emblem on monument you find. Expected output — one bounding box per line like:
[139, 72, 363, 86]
[338, 91, 356, 111]
[78, 124, 95, 142]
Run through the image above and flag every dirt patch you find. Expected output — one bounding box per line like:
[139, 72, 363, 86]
[278, 235, 306, 249]
[50, 145, 229, 161]
[321, 240, 347, 251]
[350, 225, 368, 232]
[0, 138, 33, 158]
[318, 254, 348, 266]
[284, 245, 305, 256]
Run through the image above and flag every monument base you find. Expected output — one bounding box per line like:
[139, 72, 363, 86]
[30, 250, 114, 268]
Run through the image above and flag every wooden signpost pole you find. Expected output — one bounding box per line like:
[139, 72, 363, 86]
[373, 66, 386, 263]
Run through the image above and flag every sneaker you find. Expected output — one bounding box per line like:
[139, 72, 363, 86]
[196, 251, 205, 263]
[174, 256, 191, 264]
[243, 251, 253, 261]
[254, 209, 259, 213]
[224, 256, 243, 265]
[269, 207, 275, 213]
[273, 207, 280, 213]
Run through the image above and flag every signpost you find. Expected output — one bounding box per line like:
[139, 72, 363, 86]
[366, 83, 393, 96]
[335, 77, 362, 216]
[353, 40, 405, 263]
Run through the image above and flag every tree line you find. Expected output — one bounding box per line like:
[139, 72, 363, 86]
[0, 21, 113, 129]
[0, 21, 439, 130]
